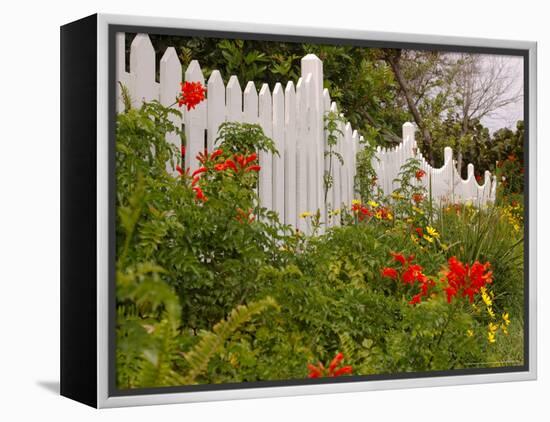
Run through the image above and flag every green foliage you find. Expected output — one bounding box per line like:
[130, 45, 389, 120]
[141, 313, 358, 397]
[354, 125, 381, 203]
[323, 111, 345, 204]
[182, 297, 279, 384]
[216, 122, 277, 155]
[115, 98, 524, 389]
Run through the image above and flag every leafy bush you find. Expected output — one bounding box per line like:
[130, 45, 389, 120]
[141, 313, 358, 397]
[115, 100, 524, 389]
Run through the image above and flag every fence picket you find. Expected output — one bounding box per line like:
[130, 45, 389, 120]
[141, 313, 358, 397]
[295, 78, 309, 233]
[117, 32, 498, 229]
[272, 83, 285, 221]
[243, 82, 259, 124]
[207, 70, 225, 151]
[159, 47, 182, 175]
[184, 60, 206, 171]
[284, 81, 297, 229]
[129, 34, 157, 108]
[258, 84, 273, 212]
[226, 76, 243, 123]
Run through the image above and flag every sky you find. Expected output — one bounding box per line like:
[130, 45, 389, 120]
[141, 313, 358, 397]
[479, 54, 524, 133]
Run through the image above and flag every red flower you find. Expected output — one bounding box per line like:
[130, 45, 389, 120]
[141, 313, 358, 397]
[307, 352, 352, 378]
[413, 193, 424, 203]
[333, 366, 353, 376]
[224, 159, 237, 172]
[409, 293, 422, 305]
[415, 170, 426, 180]
[442, 257, 492, 304]
[196, 149, 209, 165]
[383, 252, 433, 305]
[219, 153, 259, 173]
[328, 352, 344, 373]
[414, 227, 423, 237]
[192, 186, 207, 202]
[307, 363, 323, 379]
[191, 176, 200, 187]
[181, 145, 186, 157]
[175, 165, 184, 176]
[210, 149, 223, 160]
[177, 81, 206, 111]
[402, 264, 424, 285]
[191, 166, 208, 178]
[245, 165, 261, 173]
[391, 252, 407, 266]
[381, 267, 398, 279]
[391, 252, 413, 267]
[214, 163, 227, 171]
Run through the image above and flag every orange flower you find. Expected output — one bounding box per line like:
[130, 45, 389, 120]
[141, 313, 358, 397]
[443, 257, 493, 303]
[177, 81, 206, 111]
[245, 165, 261, 173]
[413, 193, 424, 203]
[192, 186, 207, 202]
[415, 169, 426, 180]
[191, 166, 208, 178]
[307, 352, 352, 378]
[381, 267, 398, 279]
[409, 293, 422, 305]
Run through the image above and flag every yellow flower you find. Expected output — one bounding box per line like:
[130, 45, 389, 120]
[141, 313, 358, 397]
[502, 312, 511, 326]
[351, 199, 361, 206]
[481, 287, 492, 307]
[367, 200, 379, 208]
[501, 324, 509, 335]
[412, 206, 424, 215]
[487, 332, 496, 344]
[299, 211, 312, 219]
[391, 192, 404, 200]
[487, 307, 495, 318]
[406, 218, 413, 224]
[329, 208, 341, 216]
[410, 234, 419, 244]
[423, 234, 434, 243]
[375, 211, 382, 219]
[489, 322, 499, 333]
[386, 212, 393, 221]
[467, 329, 474, 337]
[426, 226, 439, 238]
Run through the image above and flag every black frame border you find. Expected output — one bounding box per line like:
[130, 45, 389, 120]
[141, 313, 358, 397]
[107, 23, 530, 398]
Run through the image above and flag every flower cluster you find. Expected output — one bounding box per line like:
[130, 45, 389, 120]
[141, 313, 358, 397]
[351, 199, 393, 222]
[410, 225, 441, 247]
[412, 193, 424, 204]
[442, 257, 493, 304]
[177, 81, 207, 111]
[502, 201, 523, 233]
[235, 207, 255, 224]
[214, 152, 261, 174]
[307, 352, 353, 378]
[381, 252, 434, 305]
[415, 169, 426, 181]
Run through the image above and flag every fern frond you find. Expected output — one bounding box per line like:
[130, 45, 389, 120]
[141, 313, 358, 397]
[338, 332, 356, 362]
[183, 297, 278, 384]
[118, 81, 133, 112]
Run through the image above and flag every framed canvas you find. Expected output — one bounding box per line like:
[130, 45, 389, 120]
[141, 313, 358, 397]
[60, 13, 537, 408]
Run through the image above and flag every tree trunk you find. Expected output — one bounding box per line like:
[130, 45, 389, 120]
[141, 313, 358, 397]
[386, 52, 434, 165]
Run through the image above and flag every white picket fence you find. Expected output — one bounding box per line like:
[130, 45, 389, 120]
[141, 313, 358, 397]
[373, 123, 497, 206]
[116, 33, 496, 232]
